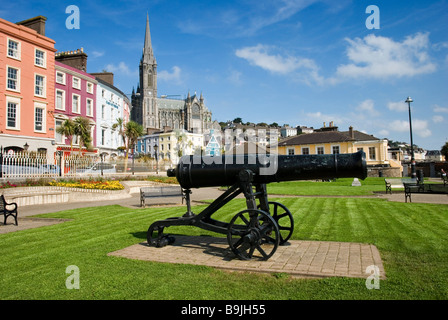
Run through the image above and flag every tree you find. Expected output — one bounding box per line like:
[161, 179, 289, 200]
[73, 116, 93, 155]
[124, 121, 143, 172]
[56, 119, 76, 154]
[441, 142, 448, 162]
[112, 117, 126, 150]
[233, 117, 243, 124]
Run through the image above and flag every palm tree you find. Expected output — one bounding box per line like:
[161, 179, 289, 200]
[73, 116, 93, 155]
[124, 121, 143, 172]
[112, 117, 126, 152]
[56, 118, 75, 154]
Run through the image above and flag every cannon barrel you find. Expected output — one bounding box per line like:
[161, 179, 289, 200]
[167, 151, 367, 189]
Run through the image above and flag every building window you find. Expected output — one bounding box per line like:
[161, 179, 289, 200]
[317, 146, 325, 155]
[35, 74, 46, 97]
[72, 94, 80, 113]
[6, 100, 20, 130]
[86, 82, 93, 94]
[55, 119, 63, 143]
[7, 39, 20, 60]
[102, 89, 105, 97]
[332, 145, 340, 154]
[287, 148, 295, 155]
[302, 147, 310, 155]
[35, 49, 46, 67]
[369, 147, 376, 160]
[56, 71, 66, 84]
[72, 77, 81, 89]
[34, 103, 46, 132]
[102, 105, 105, 119]
[56, 90, 65, 110]
[357, 147, 364, 153]
[86, 98, 93, 117]
[7, 66, 20, 91]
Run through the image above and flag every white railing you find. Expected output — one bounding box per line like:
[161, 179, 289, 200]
[0, 151, 171, 179]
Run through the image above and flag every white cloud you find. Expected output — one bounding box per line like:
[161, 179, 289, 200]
[92, 51, 104, 58]
[158, 66, 182, 84]
[336, 33, 436, 80]
[235, 44, 324, 84]
[388, 119, 431, 138]
[227, 70, 243, 85]
[434, 105, 448, 113]
[433, 115, 444, 123]
[357, 99, 380, 117]
[387, 101, 408, 112]
[104, 62, 137, 77]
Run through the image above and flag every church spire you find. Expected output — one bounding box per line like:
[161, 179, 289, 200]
[143, 12, 156, 64]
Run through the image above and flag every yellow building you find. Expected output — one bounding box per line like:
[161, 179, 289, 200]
[278, 126, 389, 166]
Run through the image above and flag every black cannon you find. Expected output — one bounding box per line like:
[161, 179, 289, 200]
[147, 151, 367, 260]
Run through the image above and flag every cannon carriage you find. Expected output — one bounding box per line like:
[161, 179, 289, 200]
[147, 151, 367, 261]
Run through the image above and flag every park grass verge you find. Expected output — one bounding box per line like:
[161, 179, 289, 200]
[0, 197, 447, 299]
[267, 177, 390, 196]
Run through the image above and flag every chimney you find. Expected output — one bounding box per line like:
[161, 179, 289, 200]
[16, 16, 47, 36]
[349, 126, 354, 139]
[55, 48, 88, 72]
[90, 72, 114, 86]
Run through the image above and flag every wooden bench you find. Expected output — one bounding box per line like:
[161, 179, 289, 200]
[385, 178, 417, 194]
[403, 182, 448, 203]
[140, 186, 185, 208]
[1, 195, 18, 226]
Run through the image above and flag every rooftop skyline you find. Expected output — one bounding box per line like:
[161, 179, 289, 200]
[2, 0, 447, 150]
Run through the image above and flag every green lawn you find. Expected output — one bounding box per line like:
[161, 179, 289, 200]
[268, 177, 394, 196]
[1, 197, 447, 300]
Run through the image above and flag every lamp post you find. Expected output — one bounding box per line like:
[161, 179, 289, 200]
[154, 144, 159, 175]
[406, 96, 416, 179]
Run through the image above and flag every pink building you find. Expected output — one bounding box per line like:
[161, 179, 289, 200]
[54, 58, 97, 155]
[0, 16, 57, 154]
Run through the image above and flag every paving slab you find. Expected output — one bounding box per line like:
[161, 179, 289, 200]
[108, 235, 386, 280]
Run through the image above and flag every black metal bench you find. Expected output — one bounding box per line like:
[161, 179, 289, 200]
[140, 186, 185, 208]
[1, 195, 18, 226]
[385, 178, 417, 194]
[403, 182, 448, 203]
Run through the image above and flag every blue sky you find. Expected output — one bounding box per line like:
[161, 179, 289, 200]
[2, 0, 448, 149]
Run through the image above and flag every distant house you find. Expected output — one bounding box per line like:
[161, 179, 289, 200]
[278, 125, 390, 166]
[426, 150, 444, 162]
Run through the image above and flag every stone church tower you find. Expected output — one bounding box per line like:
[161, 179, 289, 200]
[131, 13, 215, 134]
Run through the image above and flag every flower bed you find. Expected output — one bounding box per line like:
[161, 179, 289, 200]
[49, 179, 124, 190]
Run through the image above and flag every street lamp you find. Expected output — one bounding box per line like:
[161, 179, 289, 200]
[405, 96, 416, 179]
[154, 144, 159, 175]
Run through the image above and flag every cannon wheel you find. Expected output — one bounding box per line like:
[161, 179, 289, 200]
[227, 209, 280, 261]
[147, 225, 175, 247]
[258, 201, 294, 245]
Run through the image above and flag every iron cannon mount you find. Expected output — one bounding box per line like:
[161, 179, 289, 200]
[147, 151, 367, 261]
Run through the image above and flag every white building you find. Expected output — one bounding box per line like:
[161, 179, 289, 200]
[95, 77, 130, 158]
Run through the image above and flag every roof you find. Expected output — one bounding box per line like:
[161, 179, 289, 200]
[279, 130, 380, 146]
[156, 98, 185, 110]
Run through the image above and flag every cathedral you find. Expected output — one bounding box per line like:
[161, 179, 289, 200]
[131, 14, 214, 134]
